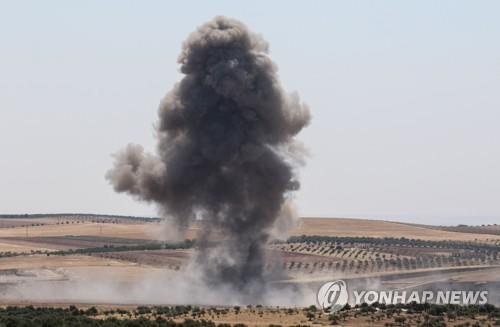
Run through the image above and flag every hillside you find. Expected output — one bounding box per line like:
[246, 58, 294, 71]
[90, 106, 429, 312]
[0, 214, 498, 306]
[294, 217, 500, 242]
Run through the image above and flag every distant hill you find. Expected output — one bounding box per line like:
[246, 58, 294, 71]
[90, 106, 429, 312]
[0, 214, 498, 242]
[294, 217, 500, 242]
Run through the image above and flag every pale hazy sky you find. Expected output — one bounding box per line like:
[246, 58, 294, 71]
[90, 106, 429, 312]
[1, 1, 499, 225]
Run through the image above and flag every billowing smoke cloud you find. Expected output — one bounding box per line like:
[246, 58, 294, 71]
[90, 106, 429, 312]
[106, 16, 310, 299]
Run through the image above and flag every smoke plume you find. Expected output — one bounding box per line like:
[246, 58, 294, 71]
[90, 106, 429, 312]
[106, 16, 310, 299]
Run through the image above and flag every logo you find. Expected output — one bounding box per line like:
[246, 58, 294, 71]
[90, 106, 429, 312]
[317, 280, 348, 313]
[352, 290, 488, 306]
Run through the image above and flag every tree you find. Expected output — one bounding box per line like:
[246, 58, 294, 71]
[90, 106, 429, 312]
[328, 313, 340, 325]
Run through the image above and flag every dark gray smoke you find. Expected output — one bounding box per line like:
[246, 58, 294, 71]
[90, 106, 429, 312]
[107, 16, 310, 298]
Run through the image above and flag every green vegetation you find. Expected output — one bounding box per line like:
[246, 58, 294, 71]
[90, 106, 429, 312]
[275, 235, 499, 275]
[63, 235, 153, 245]
[0, 303, 498, 327]
[324, 302, 500, 326]
[49, 239, 195, 256]
[368, 302, 500, 318]
[0, 239, 195, 259]
[0, 213, 160, 222]
[0, 306, 247, 327]
[284, 235, 499, 252]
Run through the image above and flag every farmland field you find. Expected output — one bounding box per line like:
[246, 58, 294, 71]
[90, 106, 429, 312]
[0, 214, 498, 325]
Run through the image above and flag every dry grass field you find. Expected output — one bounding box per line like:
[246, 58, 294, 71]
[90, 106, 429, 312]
[0, 214, 498, 312]
[0, 304, 498, 327]
[294, 217, 500, 241]
[1, 216, 498, 245]
[0, 222, 158, 240]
